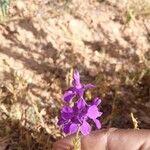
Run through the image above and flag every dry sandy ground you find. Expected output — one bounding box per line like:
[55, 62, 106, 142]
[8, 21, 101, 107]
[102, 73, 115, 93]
[0, 0, 149, 149]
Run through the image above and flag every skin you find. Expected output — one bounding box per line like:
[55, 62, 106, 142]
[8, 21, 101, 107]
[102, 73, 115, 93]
[53, 128, 150, 150]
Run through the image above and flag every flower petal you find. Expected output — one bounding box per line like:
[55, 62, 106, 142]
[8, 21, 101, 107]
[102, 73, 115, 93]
[57, 117, 66, 126]
[87, 105, 101, 119]
[84, 84, 95, 89]
[77, 88, 84, 97]
[61, 106, 73, 120]
[63, 91, 75, 102]
[93, 119, 101, 129]
[80, 120, 91, 135]
[72, 70, 82, 88]
[76, 98, 86, 109]
[63, 123, 71, 134]
[69, 123, 78, 134]
[92, 97, 101, 106]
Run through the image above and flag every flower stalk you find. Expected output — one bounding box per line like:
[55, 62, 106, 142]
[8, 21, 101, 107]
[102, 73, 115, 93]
[73, 128, 81, 150]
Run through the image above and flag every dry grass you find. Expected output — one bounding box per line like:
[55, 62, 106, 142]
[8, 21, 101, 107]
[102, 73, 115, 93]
[0, 0, 149, 149]
[126, 0, 150, 22]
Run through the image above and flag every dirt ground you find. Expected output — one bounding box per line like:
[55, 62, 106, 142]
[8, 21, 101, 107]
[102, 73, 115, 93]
[0, 0, 150, 149]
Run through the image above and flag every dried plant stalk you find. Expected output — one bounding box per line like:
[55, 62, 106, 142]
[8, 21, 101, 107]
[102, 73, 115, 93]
[73, 129, 81, 150]
[131, 112, 139, 129]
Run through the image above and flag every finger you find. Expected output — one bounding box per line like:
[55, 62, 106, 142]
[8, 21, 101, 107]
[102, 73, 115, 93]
[53, 135, 74, 150]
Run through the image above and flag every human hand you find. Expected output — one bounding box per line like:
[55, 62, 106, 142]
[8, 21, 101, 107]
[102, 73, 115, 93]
[53, 128, 150, 150]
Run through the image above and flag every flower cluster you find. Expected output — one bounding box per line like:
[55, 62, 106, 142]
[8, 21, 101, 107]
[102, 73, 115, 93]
[58, 70, 102, 135]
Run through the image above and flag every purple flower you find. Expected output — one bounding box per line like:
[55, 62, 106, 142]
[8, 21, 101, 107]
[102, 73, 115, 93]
[58, 98, 102, 135]
[58, 69, 103, 136]
[63, 70, 95, 102]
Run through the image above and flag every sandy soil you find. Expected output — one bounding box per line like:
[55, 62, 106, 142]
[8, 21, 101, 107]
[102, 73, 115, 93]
[0, 0, 149, 149]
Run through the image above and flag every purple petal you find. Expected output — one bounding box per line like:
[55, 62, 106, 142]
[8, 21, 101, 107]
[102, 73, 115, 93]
[61, 106, 73, 113]
[67, 87, 76, 92]
[67, 87, 84, 97]
[63, 123, 71, 134]
[87, 105, 101, 119]
[83, 84, 95, 89]
[76, 98, 86, 109]
[71, 116, 81, 124]
[80, 120, 91, 135]
[69, 123, 78, 134]
[72, 70, 82, 88]
[57, 117, 66, 126]
[93, 119, 101, 129]
[77, 88, 84, 97]
[61, 106, 73, 120]
[63, 91, 75, 102]
[92, 97, 101, 106]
